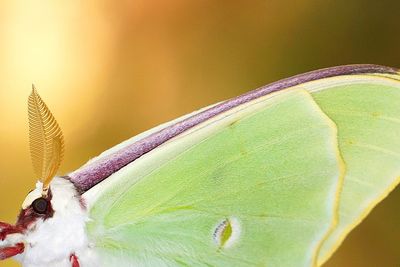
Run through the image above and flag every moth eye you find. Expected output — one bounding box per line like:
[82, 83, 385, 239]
[32, 198, 48, 214]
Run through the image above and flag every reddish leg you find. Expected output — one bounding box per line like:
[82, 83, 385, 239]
[70, 254, 80, 267]
[0, 222, 11, 229]
[0, 222, 23, 241]
[0, 243, 24, 260]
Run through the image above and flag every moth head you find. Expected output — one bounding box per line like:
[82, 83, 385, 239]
[0, 178, 87, 263]
[0, 182, 53, 260]
[19, 182, 54, 228]
[0, 87, 81, 262]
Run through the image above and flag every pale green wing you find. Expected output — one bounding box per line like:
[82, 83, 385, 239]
[78, 66, 400, 266]
[298, 74, 400, 264]
[84, 89, 343, 267]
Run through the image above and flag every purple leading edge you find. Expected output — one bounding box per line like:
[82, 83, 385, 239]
[69, 64, 399, 193]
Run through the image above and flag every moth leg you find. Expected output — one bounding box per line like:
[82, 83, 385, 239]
[70, 254, 80, 267]
[0, 222, 23, 241]
[0, 243, 24, 260]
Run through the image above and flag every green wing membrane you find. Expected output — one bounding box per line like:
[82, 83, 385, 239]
[308, 77, 400, 264]
[86, 89, 343, 267]
[84, 71, 400, 266]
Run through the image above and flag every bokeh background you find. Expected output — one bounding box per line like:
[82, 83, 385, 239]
[0, 1, 399, 266]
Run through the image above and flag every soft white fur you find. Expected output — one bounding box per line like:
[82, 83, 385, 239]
[13, 178, 99, 267]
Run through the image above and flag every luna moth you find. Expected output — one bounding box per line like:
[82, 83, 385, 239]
[0, 64, 399, 267]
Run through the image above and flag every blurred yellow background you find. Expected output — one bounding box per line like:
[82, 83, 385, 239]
[0, 1, 399, 266]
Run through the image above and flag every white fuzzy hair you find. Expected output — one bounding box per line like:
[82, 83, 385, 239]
[14, 177, 99, 267]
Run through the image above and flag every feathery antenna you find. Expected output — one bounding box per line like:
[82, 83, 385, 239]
[28, 86, 64, 193]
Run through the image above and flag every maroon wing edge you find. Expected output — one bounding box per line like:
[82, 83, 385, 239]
[68, 64, 399, 193]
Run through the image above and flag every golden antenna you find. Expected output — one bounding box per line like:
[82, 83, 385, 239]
[28, 85, 64, 193]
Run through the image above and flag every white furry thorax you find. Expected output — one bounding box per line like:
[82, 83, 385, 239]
[15, 177, 98, 267]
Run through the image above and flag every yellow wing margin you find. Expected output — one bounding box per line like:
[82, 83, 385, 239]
[28, 86, 64, 191]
